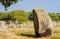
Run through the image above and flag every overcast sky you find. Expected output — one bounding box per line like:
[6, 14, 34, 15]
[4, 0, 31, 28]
[0, 0, 60, 12]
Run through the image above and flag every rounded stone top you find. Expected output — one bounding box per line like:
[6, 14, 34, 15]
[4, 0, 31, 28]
[33, 7, 44, 13]
[33, 7, 43, 10]
[34, 7, 43, 10]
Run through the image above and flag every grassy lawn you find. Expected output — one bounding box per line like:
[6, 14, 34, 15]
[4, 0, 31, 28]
[52, 27, 60, 39]
[8, 26, 60, 39]
[0, 26, 60, 39]
[8, 27, 35, 37]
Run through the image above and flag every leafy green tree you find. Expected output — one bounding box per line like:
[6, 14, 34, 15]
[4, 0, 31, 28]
[48, 13, 60, 22]
[10, 10, 28, 24]
[28, 11, 33, 21]
[0, 12, 9, 20]
[0, 12, 11, 24]
[0, 0, 21, 10]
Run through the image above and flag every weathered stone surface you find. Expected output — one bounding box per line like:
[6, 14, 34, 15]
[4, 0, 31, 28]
[0, 21, 8, 32]
[33, 8, 54, 37]
[0, 21, 6, 29]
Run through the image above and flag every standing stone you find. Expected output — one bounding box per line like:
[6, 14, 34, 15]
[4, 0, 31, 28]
[33, 8, 54, 37]
[0, 21, 6, 28]
[0, 21, 8, 32]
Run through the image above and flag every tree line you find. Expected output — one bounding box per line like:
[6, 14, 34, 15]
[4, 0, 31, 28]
[0, 10, 28, 24]
[0, 10, 60, 24]
[48, 12, 60, 22]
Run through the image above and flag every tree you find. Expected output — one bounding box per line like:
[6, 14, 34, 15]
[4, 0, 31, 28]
[10, 10, 28, 25]
[48, 13, 60, 22]
[0, 0, 21, 10]
[0, 12, 9, 20]
[28, 11, 33, 21]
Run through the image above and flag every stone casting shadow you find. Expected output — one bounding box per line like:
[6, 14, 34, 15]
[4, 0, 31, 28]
[20, 28, 52, 38]
[21, 33, 36, 38]
[20, 33, 45, 38]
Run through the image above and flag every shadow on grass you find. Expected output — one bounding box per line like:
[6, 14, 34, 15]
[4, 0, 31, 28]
[20, 33, 52, 38]
[20, 33, 36, 38]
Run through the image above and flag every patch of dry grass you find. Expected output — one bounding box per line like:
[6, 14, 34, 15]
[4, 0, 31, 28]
[0, 26, 60, 39]
[8, 27, 35, 37]
[8, 26, 60, 39]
